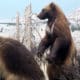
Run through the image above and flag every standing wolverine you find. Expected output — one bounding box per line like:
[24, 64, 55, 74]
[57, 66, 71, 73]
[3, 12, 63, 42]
[37, 2, 76, 80]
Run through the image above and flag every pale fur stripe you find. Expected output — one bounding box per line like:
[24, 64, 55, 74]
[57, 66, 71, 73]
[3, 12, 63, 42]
[46, 24, 55, 34]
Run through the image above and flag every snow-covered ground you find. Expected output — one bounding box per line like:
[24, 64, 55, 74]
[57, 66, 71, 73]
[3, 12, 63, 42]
[0, 24, 16, 38]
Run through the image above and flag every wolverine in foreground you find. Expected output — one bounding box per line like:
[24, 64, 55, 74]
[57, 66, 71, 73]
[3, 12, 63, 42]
[0, 37, 45, 80]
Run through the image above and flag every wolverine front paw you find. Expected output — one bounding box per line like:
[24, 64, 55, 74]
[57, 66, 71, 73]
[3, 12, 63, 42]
[37, 51, 43, 58]
[46, 55, 54, 64]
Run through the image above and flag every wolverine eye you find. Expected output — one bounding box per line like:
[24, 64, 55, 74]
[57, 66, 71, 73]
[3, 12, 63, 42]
[42, 9, 46, 12]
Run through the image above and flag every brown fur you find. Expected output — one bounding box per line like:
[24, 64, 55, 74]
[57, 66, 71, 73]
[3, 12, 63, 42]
[37, 2, 77, 80]
[0, 37, 45, 80]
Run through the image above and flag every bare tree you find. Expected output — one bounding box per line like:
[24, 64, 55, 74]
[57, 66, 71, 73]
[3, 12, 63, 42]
[16, 11, 20, 41]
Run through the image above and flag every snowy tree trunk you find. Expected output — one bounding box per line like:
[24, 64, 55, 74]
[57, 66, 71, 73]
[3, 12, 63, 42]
[16, 12, 20, 41]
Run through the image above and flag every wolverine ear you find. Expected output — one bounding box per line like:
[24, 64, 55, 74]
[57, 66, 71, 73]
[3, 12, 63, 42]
[50, 2, 55, 9]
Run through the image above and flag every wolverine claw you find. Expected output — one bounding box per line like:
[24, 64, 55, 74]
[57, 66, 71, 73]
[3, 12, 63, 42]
[46, 56, 53, 64]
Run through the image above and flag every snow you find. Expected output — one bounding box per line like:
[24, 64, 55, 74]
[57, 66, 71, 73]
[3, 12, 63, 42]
[0, 24, 16, 38]
[68, 8, 80, 24]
